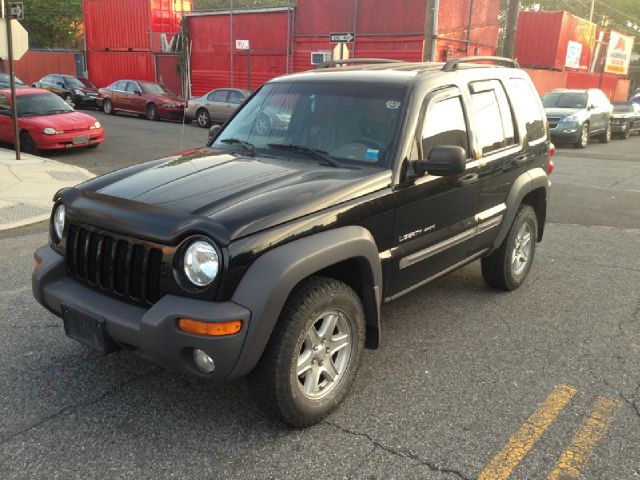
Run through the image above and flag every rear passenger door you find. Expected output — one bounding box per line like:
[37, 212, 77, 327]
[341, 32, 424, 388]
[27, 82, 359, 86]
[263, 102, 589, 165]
[110, 81, 128, 110]
[207, 89, 229, 122]
[388, 87, 480, 298]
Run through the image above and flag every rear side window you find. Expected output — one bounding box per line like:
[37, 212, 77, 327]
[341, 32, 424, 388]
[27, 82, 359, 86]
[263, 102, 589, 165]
[228, 90, 245, 104]
[508, 78, 545, 142]
[470, 80, 516, 154]
[210, 90, 228, 102]
[421, 96, 469, 159]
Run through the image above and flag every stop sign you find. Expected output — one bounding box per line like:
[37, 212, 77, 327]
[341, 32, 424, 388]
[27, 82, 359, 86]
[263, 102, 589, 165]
[0, 19, 29, 60]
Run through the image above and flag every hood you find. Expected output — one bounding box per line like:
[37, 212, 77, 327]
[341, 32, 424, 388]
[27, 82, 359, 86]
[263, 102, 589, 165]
[79, 86, 98, 95]
[544, 107, 583, 118]
[86, 149, 391, 242]
[22, 111, 98, 130]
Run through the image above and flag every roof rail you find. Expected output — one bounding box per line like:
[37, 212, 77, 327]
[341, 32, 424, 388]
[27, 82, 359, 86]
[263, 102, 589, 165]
[442, 56, 520, 72]
[317, 58, 403, 69]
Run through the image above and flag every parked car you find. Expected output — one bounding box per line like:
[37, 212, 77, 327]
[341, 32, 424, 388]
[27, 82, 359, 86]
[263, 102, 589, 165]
[97, 80, 186, 121]
[629, 90, 640, 105]
[186, 88, 249, 127]
[610, 101, 640, 139]
[33, 56, 552, 427]
[0, 73, 26, 88]
[33, 74, 99, 108]
[0, 87, 104, 154]
[542, 88, 613, 148]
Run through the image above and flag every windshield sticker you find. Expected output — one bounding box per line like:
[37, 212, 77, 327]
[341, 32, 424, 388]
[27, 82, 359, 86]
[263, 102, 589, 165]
[365, 149, 379, 162]
[386, 100, 401, 110]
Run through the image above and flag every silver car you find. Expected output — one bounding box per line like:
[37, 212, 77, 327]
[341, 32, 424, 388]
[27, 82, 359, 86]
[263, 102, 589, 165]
[186, 88, 249, 128]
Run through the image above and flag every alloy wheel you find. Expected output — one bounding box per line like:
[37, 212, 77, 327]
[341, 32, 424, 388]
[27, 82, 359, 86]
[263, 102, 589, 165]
[580, 124, 589, 147]
[511, 222, 533, 276]
[197, 110, 210, 127]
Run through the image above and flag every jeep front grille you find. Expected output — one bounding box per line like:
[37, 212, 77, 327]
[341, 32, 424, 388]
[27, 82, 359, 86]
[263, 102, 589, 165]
[65, 224, 163, 305]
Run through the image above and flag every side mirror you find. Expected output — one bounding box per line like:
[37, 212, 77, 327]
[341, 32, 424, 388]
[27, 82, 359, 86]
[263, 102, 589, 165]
[588, 104, 597, 110]
[57, 82, 66, 88]
[414, 146, 466, 177]
[208, 124, 221, 141]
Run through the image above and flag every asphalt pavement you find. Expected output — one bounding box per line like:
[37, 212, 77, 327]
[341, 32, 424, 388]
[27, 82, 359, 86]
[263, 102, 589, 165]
[0, 119, 638, 479]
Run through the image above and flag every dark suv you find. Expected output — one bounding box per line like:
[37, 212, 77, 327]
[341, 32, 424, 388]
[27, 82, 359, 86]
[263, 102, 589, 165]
[33, 57, 553, 427]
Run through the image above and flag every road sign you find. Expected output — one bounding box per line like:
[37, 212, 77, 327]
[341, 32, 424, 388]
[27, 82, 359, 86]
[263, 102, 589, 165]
[9, 2, 23, 20]
[0, 18, 28, 60]
[330, 32, 355, 43]
[235, 39, 250, 50]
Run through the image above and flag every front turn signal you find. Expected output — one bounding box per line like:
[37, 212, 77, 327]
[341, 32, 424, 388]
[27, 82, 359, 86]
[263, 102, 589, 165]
[178, 318, 242, 337]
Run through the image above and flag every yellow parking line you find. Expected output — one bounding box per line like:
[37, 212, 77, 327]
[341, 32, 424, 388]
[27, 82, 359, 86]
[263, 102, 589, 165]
[548, 396, 619, 480]
[478, 384, 577, 480]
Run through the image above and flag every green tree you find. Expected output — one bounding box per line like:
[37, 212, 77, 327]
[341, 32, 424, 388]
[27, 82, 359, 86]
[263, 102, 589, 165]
[20, 0, 82, 48]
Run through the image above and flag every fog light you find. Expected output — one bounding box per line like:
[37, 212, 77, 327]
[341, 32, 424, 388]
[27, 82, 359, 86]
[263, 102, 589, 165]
[193, 349, 215, 374]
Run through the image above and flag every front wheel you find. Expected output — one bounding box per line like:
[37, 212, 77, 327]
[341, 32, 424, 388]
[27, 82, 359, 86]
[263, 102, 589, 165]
[574, 123, 589, 148]
[196, 108, 211, 128]
[599, 121, 612, 143]
[103, 99, 114, 115]
[64, 94, 74, 107]
[248, 276, 365, 427]
[622, 123, 631, 139]
[481, 204, 538, 291]
[146, 103, 159, 121]
[20, 131, 39, 155]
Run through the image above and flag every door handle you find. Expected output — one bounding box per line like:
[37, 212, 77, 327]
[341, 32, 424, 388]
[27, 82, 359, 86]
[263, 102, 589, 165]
[457, 172, 478, 186]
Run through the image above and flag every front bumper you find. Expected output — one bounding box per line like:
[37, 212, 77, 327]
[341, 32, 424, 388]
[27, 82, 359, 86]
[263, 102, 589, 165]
[32, 245, 251, 379]
[34, 129, 105, 151]
[73, 95, 99, 107]
[610, 120, 628, 133]
[549, 126, 581, 143]
[159, 106, 186, 121]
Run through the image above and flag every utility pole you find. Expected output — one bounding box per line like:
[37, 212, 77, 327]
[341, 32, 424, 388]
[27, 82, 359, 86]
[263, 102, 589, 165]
[589, 0, 595, 23]
[422, 0, 438, 61]
[4, 1, 21, 159]
[502, 0, 520, 59]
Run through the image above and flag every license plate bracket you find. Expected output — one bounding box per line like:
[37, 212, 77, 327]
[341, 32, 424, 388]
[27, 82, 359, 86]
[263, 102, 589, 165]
[62, 305, 119, 354]
[72, 135, 89, 145]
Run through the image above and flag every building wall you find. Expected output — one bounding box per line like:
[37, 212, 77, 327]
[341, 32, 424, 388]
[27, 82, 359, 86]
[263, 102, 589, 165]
[8, 50, 81, 85]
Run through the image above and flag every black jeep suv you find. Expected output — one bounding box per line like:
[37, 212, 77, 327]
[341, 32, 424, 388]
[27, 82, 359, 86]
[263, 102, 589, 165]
[33, 57, 553, 427]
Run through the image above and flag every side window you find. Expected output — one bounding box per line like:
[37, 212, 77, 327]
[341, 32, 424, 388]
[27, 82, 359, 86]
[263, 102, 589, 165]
[508, 78, 545, 142]
[52, 75, 62, 87]
[125, 82, 138, 93]
[114, 81, 127, 91]
[421, 96, 469, 160]
[212, 90, 228, 102]
[42, 75, 52, 86]
[470, 81, 516, 154]
[0, 95, 10, 115]
[228, 90, 245, 105]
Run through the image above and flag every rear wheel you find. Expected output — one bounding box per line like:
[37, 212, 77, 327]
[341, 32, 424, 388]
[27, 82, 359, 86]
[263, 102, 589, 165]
[146, 103, 159, 121]
[248, 276, 365, 427]
[599, 121, 612, 143]
[196, 108, 211, 128]
[574, 123, 589, 148]
[103, 99, 114, 115]
[20, 131, 39, 155]
[481, 204, 538, 291]
[622, 123, 631, 139]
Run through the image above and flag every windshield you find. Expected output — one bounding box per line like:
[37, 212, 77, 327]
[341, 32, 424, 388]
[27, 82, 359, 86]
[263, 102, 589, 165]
[141, 82, 171, 95]
[64, 76, 88, 89]
[0, 74, 24, 86]
[16, 93, 74, 116]
[613, 103, 633, 112]
[542, 92, 588, 109]
[212, 82, 407, 167]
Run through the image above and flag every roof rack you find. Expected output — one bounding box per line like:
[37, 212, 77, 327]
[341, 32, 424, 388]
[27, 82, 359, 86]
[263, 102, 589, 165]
[442, 56, 520, 72]
[316, 58, 403, 69]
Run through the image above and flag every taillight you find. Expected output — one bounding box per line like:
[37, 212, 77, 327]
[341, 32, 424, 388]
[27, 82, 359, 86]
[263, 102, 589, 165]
[546, 143, 555, 175]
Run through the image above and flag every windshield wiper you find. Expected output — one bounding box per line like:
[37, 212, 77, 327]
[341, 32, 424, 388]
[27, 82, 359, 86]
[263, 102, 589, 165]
[268, 143, 340, 168]
[46, 109, 73, 114]
[220, 138, 255, 155]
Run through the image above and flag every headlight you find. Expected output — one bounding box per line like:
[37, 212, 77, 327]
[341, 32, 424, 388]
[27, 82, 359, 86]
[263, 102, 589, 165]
[52, 204, 65, 243]
[90, 121, 101, 129]
[43, 127, 57, 135]
[74, 89, 85, 96]
[562, 115, 579, 123]
[183, 240, 219, 287]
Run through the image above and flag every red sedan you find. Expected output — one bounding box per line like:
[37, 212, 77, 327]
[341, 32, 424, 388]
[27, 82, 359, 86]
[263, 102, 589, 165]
[97, 80, 186, 121]
[0, 88, 104, 154]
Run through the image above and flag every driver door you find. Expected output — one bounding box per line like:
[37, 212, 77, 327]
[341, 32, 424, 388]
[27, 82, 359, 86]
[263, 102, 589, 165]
[387, 87, 480, 298]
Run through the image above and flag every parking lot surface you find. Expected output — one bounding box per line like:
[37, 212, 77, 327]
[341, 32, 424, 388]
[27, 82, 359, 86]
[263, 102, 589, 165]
[0, 122, 638, 479]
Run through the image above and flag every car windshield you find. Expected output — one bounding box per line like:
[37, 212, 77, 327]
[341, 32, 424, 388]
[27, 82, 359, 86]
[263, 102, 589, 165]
[141, 82, 171, 95]
[613, 103, 633, 112]
[64, 76, 88, 88]
[0, 74, 25, 86]
[16, 93, 74, 116]
[542, 92, 588, 109]
[212, 82, 407, 167]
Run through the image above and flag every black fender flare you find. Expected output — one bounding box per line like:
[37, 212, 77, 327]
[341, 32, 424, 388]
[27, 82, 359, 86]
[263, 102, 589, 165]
[492, 167, 550, 248]
[228, 226, 382, 379]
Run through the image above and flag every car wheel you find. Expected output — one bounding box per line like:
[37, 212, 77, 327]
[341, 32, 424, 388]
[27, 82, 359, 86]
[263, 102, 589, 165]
[103, 99, 114, 115]
[622, 123, 631, 139]
[146, 103, 159, 121]
[481, 204, 538, 291]
[248, 276, 365, 427]
[599, 121, 612, 143]
[575, 123, 589, 148]
[20, 131, 39, 155]
[255, 113, 272, 135]
[196, 108, 211, 128]
[64, 94, 74, 107]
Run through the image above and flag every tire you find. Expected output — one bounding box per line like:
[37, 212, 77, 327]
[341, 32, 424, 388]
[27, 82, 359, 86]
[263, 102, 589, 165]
[196, 108, 211, 128]
[574, 123, 589, 148]
[20, 131, 39, 155]
[622, 123, 631, 140]
[146, 103, 159, 121]
[103, 99, 114, 115]
[63, 94, 74, 107]
[248, 276, 365, 427]
[481, 204, 538, 291]
[599, 121, 612, 143]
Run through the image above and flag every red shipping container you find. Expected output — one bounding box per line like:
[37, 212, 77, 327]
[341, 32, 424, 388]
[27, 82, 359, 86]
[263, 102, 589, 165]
[84, 0, 191, 52]
[87, 51, 155, 87]
[515, 11, 596, 71]
[11, 50, 79, 85]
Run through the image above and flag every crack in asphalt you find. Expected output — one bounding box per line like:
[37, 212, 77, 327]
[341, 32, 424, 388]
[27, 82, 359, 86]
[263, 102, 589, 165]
[0, 368, 161, 447]
[323, 420, 472, 480]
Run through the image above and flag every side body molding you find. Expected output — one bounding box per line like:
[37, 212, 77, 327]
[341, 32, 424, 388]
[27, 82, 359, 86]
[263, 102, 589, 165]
[229, 226, 383, 379]
[492, 167, 550, 249]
